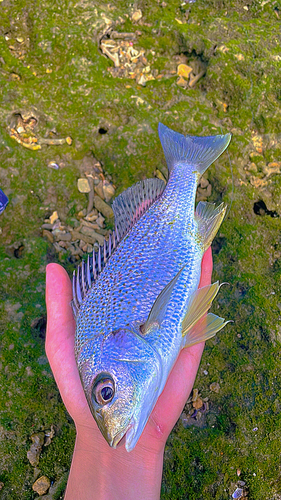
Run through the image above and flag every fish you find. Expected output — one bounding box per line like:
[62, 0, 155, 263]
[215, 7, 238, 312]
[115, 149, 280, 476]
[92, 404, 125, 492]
[72, 123, 231, 452]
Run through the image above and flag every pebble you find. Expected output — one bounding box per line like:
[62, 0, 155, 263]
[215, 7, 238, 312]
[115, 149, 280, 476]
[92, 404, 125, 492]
[103, 180, 115, 202]
[94, 194, 114, 219]
[177, 63, 192, 79]
[44, 426, 55, 447]
[94, 180, 105, 199]
[210, 382, 220, 393]
[193, 397, 203, 410]
[77, 178, 91, 193]
[32, 476, 51, 496]
[53, 231, 72, 242]
[232, 487, 244, 499]
[49, 211, 59, 225]
[42, 230, 54, 243]
[131, 9, 142, 22]
[27, 433, 45, 466]
[176, 76, 188, 88]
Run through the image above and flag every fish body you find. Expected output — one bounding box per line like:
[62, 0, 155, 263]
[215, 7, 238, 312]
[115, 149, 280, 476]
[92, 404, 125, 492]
[73, 123, 231, 451]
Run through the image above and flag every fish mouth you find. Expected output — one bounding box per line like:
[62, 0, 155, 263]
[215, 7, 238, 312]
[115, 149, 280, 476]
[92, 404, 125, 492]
[109, 417, 136, 450]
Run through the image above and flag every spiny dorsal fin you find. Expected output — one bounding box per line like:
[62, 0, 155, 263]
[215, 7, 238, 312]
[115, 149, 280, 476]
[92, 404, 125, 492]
[72, 178, 165, 318]
[195, 201, 227, 252]
[112, 178, 165, 241]
[71, 230, 119, 317]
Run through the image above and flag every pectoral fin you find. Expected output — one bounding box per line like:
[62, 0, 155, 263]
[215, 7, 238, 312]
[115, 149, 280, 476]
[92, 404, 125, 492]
[141, 267, 185, 334]
[181, 282, 228, 345]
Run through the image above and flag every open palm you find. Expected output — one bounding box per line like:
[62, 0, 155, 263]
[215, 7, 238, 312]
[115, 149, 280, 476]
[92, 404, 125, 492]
[45, 247, 212, 458]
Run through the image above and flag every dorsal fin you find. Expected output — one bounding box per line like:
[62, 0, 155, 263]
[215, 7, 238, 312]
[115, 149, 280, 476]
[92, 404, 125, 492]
[72, 177, 165, 318]
[72, 230, 119, 317]
[112, 178, 165, 241]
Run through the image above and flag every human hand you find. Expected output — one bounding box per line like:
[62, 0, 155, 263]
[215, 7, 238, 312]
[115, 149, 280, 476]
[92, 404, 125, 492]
[45, 247, 212, 499]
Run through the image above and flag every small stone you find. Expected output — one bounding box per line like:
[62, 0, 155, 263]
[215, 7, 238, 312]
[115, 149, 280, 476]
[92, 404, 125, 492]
[42, 230, 54, 243]
[94, 180, 105, 199]
[47, 161, 59, 170]
[49, 211, 59, 224]
[0, 482, 4, 490]
[94, 195, 114, 219]
[131, 9, 142, 22]
[192, 388, 199, 402]
[232, 487, 244, 499]
[44, 425, 55, 447]
[177, 64, 192, 79]
[77, 209, 87, 217]
[103, 180, 115, 202]
[210, 382, 220, 393]
[27, 433, 45, 466]
[26, 366, 33, 376]
[193, 397, 203, 410]
[41, 223, 54, 230]
[96, 214, 105, 228]
[77, 178, 91, 193]
[176, 76, 188, 88]
[85, 209, 98, 221]
[54, 231, 72, 242]
[32, 476, 51, 496]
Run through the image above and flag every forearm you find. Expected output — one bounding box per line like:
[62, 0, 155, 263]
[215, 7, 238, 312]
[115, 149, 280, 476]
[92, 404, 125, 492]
[64, 427, 164, 500]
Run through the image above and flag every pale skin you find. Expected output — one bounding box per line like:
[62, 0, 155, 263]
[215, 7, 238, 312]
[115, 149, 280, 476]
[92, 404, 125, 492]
[45, 247, 213, 500]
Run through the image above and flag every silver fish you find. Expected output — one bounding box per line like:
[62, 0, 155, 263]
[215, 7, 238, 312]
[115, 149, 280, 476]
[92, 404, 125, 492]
[72, 123, 231, 451]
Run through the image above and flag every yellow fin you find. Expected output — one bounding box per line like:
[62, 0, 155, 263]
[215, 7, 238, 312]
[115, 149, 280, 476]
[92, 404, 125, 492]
[183, 312, 228, 348]
[195, 202, 227, 251]
[182, 282, 220, 336]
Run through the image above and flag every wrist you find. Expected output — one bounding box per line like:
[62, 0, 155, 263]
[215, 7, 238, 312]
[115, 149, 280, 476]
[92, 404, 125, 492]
[65, 425, 164, 500]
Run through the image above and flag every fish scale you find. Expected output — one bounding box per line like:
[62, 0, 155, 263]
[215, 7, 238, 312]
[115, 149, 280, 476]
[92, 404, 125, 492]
[72, 123, 231, 451]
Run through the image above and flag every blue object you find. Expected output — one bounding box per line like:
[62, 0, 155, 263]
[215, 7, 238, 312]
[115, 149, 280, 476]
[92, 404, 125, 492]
[0, 188, 9, 214]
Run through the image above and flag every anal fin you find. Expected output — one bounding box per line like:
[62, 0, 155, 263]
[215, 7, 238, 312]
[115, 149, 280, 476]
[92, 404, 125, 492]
[183, 312, 228, 348]
[181, 282, 228, 345]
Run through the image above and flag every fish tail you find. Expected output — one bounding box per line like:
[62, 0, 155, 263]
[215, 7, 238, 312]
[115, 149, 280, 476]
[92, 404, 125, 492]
[158, 123, 231, 175]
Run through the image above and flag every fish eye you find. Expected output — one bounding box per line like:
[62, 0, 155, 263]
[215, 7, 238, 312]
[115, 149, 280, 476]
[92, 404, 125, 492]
[92, 373, 115, 405]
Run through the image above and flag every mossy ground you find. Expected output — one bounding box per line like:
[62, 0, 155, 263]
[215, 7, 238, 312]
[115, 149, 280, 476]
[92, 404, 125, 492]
[0, 1, 280, 498]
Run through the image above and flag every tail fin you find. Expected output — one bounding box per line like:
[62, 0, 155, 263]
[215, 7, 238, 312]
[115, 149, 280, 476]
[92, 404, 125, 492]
[158, 123, 231, 176]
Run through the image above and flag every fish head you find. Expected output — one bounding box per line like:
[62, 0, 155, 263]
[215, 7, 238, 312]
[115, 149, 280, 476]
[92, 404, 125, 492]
[78, 326, 162, 451]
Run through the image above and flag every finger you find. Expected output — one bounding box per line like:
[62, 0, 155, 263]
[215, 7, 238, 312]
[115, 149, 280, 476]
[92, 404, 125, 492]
[45, 264, 78, 396]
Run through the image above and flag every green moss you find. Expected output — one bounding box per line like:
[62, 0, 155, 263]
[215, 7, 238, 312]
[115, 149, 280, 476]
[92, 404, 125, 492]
[0, 0, 281, 498]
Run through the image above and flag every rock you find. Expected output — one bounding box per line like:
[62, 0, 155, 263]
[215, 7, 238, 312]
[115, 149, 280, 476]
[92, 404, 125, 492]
[32, 476, 50, 495]
[131, 9, 142, 22]
[85, 209, 98, 221]
[94, 195, 114, 219]
[42, 230, 54, 243]
[103, 180, 115, 202]
[193, 397, 203, 410]
[232, 487, 244, 499]
[81, 219, 99, 231]
[210, 382, 220, 393]
[53, 231, 72, 242]
[71, 230, 104, 246]
[96, 214, 105, 228]
[77, 178, 91, 193]
[94, 180, 105, 199]
[177, 63, 192, 79]
[44, 425, 55, 447]
[49, 211, 58, 224]
[176, 76, 188, 88]
[27, 433, 45, 466]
